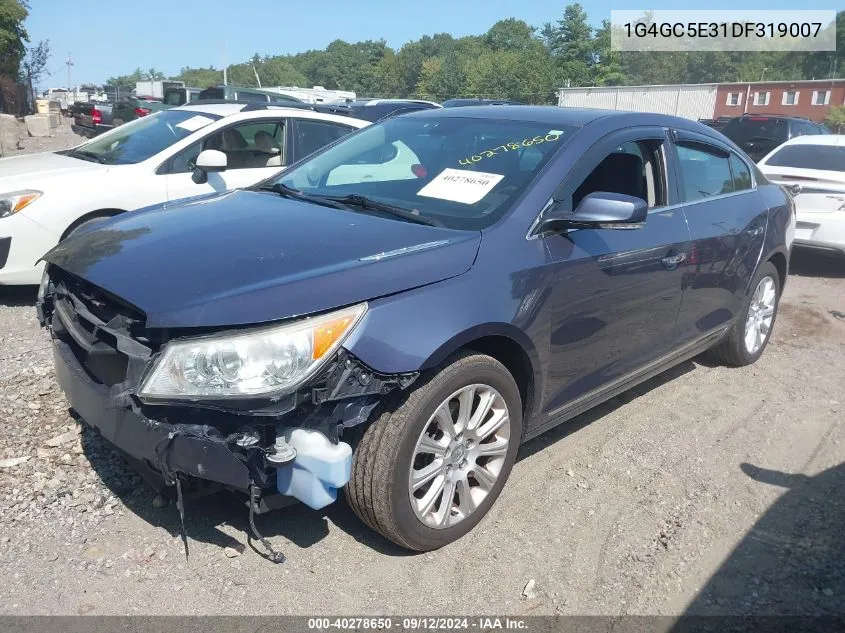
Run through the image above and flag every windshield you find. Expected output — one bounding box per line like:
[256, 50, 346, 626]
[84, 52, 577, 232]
[766, 143, 845, 172]
[273, 116, 577, 230]
[71, 109, 222, 165]
[722, 118, 789, 144]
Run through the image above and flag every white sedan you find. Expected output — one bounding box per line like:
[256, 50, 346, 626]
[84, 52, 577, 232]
[758, 135, 845, 257]
[0, 103, 369, 284]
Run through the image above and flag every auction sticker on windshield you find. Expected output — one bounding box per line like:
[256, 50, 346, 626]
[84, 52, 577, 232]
[175, 115, 215, 132]
[417, 168, 504, 204]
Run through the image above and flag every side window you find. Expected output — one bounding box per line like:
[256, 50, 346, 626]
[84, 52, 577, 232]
[294, 120, 353, 161]
[676, 142, 734, 202]
[572, 140, 664, 210]
[729, 154, 753, 192]
[167, 141, 202, 174]
[167, 120, 285, 173]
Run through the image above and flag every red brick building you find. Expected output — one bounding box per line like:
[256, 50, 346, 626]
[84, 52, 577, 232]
[714, 79, 845, 122]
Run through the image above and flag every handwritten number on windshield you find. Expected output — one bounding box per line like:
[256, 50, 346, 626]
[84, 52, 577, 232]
[458, 134, 561, 166]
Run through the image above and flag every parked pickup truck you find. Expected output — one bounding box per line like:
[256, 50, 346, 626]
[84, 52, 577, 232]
[71, 101, 115, 138]
[112, 95, 170, 126]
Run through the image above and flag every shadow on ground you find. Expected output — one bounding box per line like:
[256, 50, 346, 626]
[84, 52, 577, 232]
[0, 286, 38, 307]
[79, 358, 701, 560]
[680, 461, 845, 616]
[79, 425, 413, 559]
[789, 249, 845, 279]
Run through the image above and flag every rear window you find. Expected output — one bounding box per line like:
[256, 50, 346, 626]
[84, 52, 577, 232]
[163, 89, 185, 106]
[765, 144, 845, 172]
[198, 87, 225, 100]
[237, 91, 269, 103]
[721, 118, 789, 144]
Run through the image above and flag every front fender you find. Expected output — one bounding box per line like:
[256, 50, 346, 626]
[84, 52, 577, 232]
[342, 269, 547, 415]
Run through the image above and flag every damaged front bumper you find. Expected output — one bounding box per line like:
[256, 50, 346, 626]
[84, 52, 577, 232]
[52, 337, 254, 488]
[38, 269, 418, 507]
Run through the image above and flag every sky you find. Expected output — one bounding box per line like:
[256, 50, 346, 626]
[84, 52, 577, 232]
[24, 0, 843, 88]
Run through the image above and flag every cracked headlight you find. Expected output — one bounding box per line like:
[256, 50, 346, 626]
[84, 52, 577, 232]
[0, 190, 41, 219]
[138, 303, 367, 401]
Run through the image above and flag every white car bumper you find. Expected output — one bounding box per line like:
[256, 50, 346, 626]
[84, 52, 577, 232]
[794, 209, 845, 256]
[0, 213, 60, 285]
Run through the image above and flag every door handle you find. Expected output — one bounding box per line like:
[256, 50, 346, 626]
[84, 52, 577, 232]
[661, 252, 687, 268]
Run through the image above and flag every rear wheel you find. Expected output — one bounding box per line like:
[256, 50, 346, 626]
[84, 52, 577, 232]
[346, 352, 522, 551]
[707, 261, 780, 366]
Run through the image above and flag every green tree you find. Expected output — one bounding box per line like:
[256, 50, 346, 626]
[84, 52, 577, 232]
[544, 3, 594, 86]
[800, 11, 845, 80]
[415, 54, 466, 100]
[484, 18, 537, 52]
[106, 67, 142, 87]
[258, 56, 308, 87]
[145, 68, 165, 80]
[0, 0, 28, 78]
[465, 48, 555, 102]
[825, 105, 845, 132]
[592, 20, 623, 85]
[20, 38, 48, 102]
[175, 66, 223, 88]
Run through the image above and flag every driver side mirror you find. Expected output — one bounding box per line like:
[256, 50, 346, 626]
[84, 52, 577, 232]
[536, 192, 648, 234]
[192, 149, 227, 184]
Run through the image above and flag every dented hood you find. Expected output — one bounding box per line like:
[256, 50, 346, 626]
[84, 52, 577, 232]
[43, 190, 480, 328]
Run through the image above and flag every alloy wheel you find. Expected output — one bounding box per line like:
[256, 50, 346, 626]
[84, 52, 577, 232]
[408, 384, 511, 529]
[744, 276, 776, 354]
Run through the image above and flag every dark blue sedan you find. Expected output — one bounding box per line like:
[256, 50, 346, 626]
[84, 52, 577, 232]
[38, 106, 793, 552]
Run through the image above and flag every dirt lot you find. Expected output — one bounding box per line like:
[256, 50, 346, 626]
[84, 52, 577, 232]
[0, 131, 843, 615]
[0, 253, 840, 616]
[1, 115, 80, 157]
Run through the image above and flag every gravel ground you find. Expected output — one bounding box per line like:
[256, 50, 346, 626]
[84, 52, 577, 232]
[2, 117, 81, 157]
[0, 133, 843, 615]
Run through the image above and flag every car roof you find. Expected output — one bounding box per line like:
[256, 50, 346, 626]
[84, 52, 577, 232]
[732, 114, 812, 123]
[402, 105, 703, 128]
[350, 98, 440, 106]
[778, 134, 845, 147]
[173, 102, 370, 126]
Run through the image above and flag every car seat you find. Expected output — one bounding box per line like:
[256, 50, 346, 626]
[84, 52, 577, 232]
[573, 153, 646, 208]
[253, 130, 282, 167]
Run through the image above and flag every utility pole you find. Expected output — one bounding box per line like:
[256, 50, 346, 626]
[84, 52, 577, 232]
[222, 41, 228, 86]
[66, 53, 74, 92]
[251, 60, 261, 88]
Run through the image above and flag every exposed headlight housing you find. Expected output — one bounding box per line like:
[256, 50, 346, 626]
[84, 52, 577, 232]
[0, 190, 41, 219]
[138, 303, 367, 402]
[37, 265, 51, 300]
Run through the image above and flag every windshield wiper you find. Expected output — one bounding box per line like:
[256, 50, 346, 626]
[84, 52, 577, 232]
[257, 183, 349, 211]
[322, 194, 441, 227]
[68, 149, 107, 164]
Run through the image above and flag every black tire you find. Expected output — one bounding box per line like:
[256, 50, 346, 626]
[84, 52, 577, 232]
[346, 351, 523, 551]
[707, 261, 781, 367]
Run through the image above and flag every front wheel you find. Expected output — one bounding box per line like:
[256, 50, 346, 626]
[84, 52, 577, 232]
[346, 352, 522, 551]
[707, 260, 781, 366]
